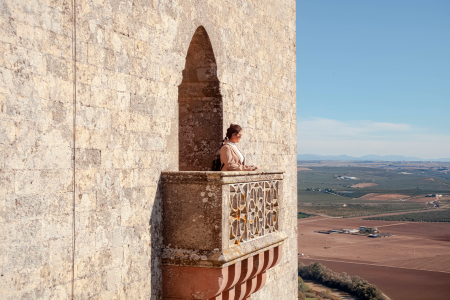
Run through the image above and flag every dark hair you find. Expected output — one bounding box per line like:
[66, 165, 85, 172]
[225, 124, 242, 140]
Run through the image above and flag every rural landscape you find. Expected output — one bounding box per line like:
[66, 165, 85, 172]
[297, 160, 450, 300]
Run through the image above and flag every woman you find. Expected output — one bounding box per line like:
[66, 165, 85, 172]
[220, 124, 258, 171]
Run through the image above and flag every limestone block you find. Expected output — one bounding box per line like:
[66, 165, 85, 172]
[33, 146, 72, 170]
[75, 125, 91, 148]
[0, 15, 17, 45]
[0, 93, 6, 115]
[73, 274, 101, 300]
[130, 93, 155, 115]
[14, 170, 42, 195]
[94, 173, 121, 209]
[49, 76, 73, 104]
[76, 82, 91, 107]
[37, 282, 72, 300]
[47, 55, 69, 80]
[115, 90, 130, 111]
[119, 169, 137, 188]
[112, 148, 131, 169]
[130, 56, 146, 77]
[76, 105, 112, 130]
[128, 112, 152, 133]
[76, 148, 102, 168]
[76, 62, 99, 86]
[40, 170, 73, 194]
[41, 214, 73, 243]
[89, 128, 109, 150]
[0, 196, 6, 223]
[0, 118, 15, 145]
[75, 169, 97, 191]
[2, 266, 41, 297]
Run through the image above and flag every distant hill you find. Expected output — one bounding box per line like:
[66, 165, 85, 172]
[297, 154, 450, 162]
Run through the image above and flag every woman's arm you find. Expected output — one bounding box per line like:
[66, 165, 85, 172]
[242, 161, 255, 171]
[245, 165, 257, 171]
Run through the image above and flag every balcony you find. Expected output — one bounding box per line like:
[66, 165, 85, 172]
[161, 170, 287, 300]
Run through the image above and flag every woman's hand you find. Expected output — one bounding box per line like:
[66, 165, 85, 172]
[250, 165, 258, 170]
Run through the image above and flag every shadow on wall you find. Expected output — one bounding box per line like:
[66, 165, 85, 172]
[150, 178, 163, 299]
[150, 25, 223, 298]
[179, 26, 223, 171]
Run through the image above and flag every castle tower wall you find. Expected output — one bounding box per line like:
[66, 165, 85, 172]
[0, 0, 297, 299]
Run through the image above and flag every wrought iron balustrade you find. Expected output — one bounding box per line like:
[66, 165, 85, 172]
[229, 180, 279, 244]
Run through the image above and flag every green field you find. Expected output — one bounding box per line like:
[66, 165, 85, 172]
[364, 209, 450, 222]
[298, 189, 399, 204]
[298, 203, 428, 218]
[297, 166, 450, 218]
[298, 167, 450, 198]
[297, 212, 312, 219]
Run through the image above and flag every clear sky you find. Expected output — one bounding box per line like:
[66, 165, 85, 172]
[296, 0, 450, 159]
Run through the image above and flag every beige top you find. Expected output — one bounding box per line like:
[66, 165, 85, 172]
[220, 140, 253, 171]
[228, 141, 244, 163]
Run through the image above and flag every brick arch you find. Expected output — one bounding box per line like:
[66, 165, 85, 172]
[178, 26, 223, 171]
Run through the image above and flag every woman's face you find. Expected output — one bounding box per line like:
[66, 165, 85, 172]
[231, 131, 242, 143]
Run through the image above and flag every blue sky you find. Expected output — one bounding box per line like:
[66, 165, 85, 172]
[296, 0, 450, 159]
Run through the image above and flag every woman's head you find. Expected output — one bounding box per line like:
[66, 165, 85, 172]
[226, 124, 242, 143]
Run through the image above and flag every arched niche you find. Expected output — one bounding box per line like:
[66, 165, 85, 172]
[178, 26, 223, 171]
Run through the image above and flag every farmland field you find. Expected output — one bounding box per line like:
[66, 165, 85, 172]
[297, 162, 450, 217]
[297, 216, 450, 300]
[364, 209, 450, 222]
[297, 161, 450, 299]
[297, 202, 428, 218]
[298, 166, 450, 199]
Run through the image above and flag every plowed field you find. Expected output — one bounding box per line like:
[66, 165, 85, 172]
[358, 193, 410, 201]
[298, 216, 450, 299]
[350, 183, 378, 188]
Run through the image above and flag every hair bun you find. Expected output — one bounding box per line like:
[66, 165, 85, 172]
[225, 124, 242, 139]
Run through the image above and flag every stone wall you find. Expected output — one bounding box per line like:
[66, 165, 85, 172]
[1, 0, 75, 298]
[0, 0, 296, 299]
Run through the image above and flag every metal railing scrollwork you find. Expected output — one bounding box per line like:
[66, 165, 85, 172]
[229, 181, 279, 244]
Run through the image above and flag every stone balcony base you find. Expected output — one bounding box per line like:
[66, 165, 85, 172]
[163, 245, 282, 300]
[161, 171, 285, 300]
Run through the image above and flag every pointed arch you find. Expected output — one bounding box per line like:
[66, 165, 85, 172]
[178, 26, 223, 171]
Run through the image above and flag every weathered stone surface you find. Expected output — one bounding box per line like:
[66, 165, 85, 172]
[1, 0, 296, 299]
[0, 0, 75, 298]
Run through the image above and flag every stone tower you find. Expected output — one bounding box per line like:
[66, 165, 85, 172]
[0, 0, 297, 299]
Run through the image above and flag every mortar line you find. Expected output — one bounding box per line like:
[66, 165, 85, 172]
[71, 0, 77, 297]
